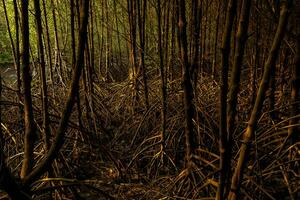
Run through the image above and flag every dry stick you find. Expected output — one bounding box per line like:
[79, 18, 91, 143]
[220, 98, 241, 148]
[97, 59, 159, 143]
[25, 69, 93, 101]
[22, 0, 90, 187]
[228, 2, 290, 200]
[216, 0, 237, 199]
[20, 0, 37, 179]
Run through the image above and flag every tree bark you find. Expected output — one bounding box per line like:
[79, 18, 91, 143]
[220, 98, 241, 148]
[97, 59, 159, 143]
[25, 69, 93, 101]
[33, 0, 51, 152]
[178, 0, 197, 170]
[228, 2, 290, 199]
[20, 0, 37, 179]
[217, 0, 237, 199]
[22, 0, 90, 187]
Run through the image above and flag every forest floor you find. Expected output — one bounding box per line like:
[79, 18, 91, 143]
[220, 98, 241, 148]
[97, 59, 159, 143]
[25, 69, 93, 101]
[0, 71, 299, 199]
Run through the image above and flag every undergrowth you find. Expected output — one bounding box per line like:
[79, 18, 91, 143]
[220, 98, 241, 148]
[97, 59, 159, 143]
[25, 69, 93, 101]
[1, 72, 299, 199]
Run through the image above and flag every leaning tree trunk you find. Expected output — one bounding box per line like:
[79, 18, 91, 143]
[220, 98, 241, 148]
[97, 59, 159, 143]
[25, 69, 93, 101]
[228, 2, 290, 199]
[22, 0, 90, 187]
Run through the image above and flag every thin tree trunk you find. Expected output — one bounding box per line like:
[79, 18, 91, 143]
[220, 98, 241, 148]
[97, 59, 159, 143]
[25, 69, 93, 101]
[157, 0, 167, 152]
[50, 0, 64, 83]
[288, 3, 300, 151]
[105, 0, 111, 81]
[20, 0, 37, 179]
[224, 0, 251, 197]
[178, 0, 197, 170]
[251, 2, 261, 107]
[169, 0, 176, 81]
[127, 0, 139, 106]
[213, 0, 221, 79]
[3, 0, 23, 124]
[12, 0, 22, 112]
[2, 0, 16, 69]
[42, 0, 54, 84]
[190, 0, 201, 86]
[216, 0, 237, 199]
[22, 0, 90, 186]
[33, 0, 51, 152]
[137, 0, 149, 109]
[70, 0, 84, 137]
[228, 2, 289, 199]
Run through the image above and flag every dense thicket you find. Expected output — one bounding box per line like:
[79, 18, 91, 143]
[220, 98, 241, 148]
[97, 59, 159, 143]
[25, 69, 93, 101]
[0, 0, 299, 199]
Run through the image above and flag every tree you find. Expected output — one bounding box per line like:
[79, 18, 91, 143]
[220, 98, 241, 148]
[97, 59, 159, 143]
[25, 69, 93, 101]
[33, 0, 51, 151]
[22, 0, 90, 187]
[178, 0, 197, 171]
[217, 0, 237, 199]
[228, 1, 290, 199]
[20, 0, 37, 179]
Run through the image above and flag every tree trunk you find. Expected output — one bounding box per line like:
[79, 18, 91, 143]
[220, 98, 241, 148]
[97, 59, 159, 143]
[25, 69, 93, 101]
[223, 0, 252, 197]
[33, 0, 51, 152]
[228, 2, 290, 199]
[42, 0, 54, 84]
[157, 0, 167, 152]
[22, 0, 90, 187]
[178, 0, 197, 170]
[20, 0, 37, 179]
[217, 0, 237, 199]
[137, 0, 149, 109]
